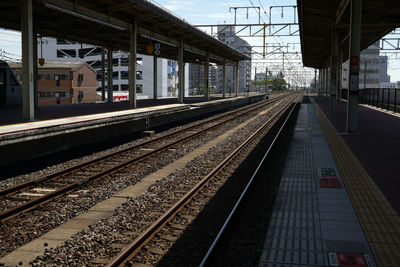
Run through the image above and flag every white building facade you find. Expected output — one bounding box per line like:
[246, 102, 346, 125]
[341, 42, 379, 89]
[38, 37, 188, 100]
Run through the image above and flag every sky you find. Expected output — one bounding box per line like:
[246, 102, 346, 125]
[0, 0, 399, 85]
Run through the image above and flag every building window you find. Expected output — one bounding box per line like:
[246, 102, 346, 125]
[113, 85, 119, 91]
[54, 92, 66, 98]
[136, 71, 143, 80]
[96, 73, 102, 81]
[57, 39, 76, 45]
[78, 74, 84, 87]
[113, 71, 119, 80]
[121, 71, 129, 80]
[113, 58, 119, 67]
[137, 58, 143, 66]
[120, 58, 128, 66]
[57, 49, 76, 58]
[121, 84, 129, 91]
[54, 74, 67, 80]
[136, 84, 143, 93]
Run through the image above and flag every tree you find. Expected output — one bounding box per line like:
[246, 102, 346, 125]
[271, 77, 287, 91]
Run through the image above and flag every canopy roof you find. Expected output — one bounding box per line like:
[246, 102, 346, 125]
[0, 0, 250, 64]
[298, 0, 400, 68]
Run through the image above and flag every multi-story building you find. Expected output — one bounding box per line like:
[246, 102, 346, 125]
[255, 73, 266, 82]
[379, 56, 390, 86]
[38, 37, 188, 100]
[216, 26, 252, 94]
[341, 42, 379, 89]
[380, 82, 397, 89]
[189, 64, 203, 91]
[189, 63, 218, 94]
[10, 61, 98, 105]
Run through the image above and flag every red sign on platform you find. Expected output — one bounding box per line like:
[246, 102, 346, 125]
[329, 253, 368, 267]
[320, 168, 341, 188]
[114, 95, 128, 102]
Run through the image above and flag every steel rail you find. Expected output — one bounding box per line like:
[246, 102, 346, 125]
[106, 94, 300, 266]
[0, 95, 289, 222]
[199, 95, 300, 267]
[0, 95, 286, 198]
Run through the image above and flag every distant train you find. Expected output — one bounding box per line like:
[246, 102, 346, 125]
[0, 60, 22, 107]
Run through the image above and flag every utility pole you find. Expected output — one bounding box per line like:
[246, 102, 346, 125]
[254, 67, 257, 92]
[265, 66, 269, 94]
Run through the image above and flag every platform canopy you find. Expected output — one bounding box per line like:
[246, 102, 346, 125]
[298, 0, 400, 68]
[0, 0, 250, 64]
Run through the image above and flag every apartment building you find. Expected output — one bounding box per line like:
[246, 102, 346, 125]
[10, 61, 98, 105]
[38, 37, 188, 100]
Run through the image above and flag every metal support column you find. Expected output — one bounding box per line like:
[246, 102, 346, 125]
[21, 0, 35, 120]
[330, 30, 338, 114]
[222, 59, 226, 99]
[205, 51, 210, 100]
[198, 64, 201, 95]
[337, 48, 343, 101]
[101, 47, 105, 101]
[153, 56, 158, 100]
[254, 67, 257, 92]
[318, 69, 321, 96]
[325, 69, 329, 96]
[321, 69, 325, 96]
[314, 69, 317, 95]
[33, 31, 38, 107]
[326, 68, 330, 96]
[347, 0, 362, 133]
[178, 39, 184, 103]
[129, 21, 137, 108]
[265, 67, 269, 94]
[107, 48, 113, 103]
[235, 61, 239, 97]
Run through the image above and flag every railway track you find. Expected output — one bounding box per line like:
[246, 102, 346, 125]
[106, 93, 301, 266]
[0, 94, 290, 222]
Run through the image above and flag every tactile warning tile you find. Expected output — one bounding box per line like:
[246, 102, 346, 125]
[259, 105, 325, 267]
[311, 98, 400, 266]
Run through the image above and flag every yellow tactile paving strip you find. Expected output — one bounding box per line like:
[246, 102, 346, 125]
[312, 98, 400, 266]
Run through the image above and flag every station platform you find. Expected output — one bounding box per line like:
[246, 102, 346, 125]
[314, 97, 400, 215]
[0, 94, 266, 167]
[259, 96, 400, 266]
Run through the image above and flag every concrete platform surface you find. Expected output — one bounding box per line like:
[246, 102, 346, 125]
[259, 102, 375, 267]
[314, 97, 400, 215]
[0, 94, 266, 167]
